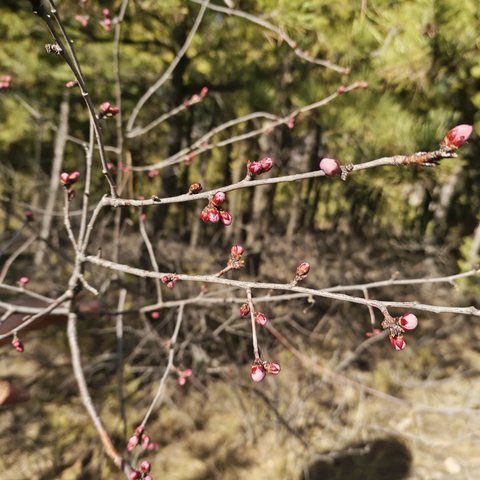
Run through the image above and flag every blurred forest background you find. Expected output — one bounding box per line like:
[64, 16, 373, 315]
[1, 0, 480, 479]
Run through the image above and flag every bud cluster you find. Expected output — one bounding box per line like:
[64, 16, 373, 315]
[247, 156, 273, 176]
[250, 359, 281, 382]
[127, 425, 157, 452]
[11, 337, 24, 353]
[99, 101, 120, 118]
[228, 244, 245, 270]
[100, 8, 112, 32]
[161, 275, 179, 289]
[200, 191, 232, 226]
[177, 368, 193, 386]
[383, 312, 419, 351]
[0, 75, 12, 90]
[129, 458, 153, 480]
[239, 302, 268, 327]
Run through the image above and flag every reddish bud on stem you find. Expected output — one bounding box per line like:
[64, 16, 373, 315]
[255, 312, 268, 326]
[389, 335, 407, 351]
[443, 124, 473, 149]
[266, 362, 281, 375]
[230, 245, 244, 258]
[251, 364, 266, 382]
[212, 191, 226, 205]
[240, 303, 250, 317]
[219, 211, 232, 226]
[319, 158, 341, 177]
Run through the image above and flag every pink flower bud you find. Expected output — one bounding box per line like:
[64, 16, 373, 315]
[161, 275, 169, 283]
[191, 94, 200, 103]
[184, 368, 193, 377]
[144, 477, 153, 480]
[337, 85, 346, 94]
[290, 41, 297, 49]
[134, 425, 144, 436]
[443, 124, 473, 149]
[251, 364, 266, 382]
[74, 15, 89, 27]
[100, 102, 111, 113]
[109, 106, 120, 116]
[107, 162, 115, 171]
[11, 338, 24, 353]
[219, 211, 232, 226]
[260, 156, 273, 172]
[287, 118, 295, 129]
[248, 161, 263, 175]
[319, 157, 341, 177]
[365, 328, 382, 338]
[151, 311, 160, 319]
[69, 171, 80, 183]
[266, 362, 281, 375]
[212, 191, 226, 206]
[65, 80, 78, 88]
[207, 209, 220, 223]
[399, 312, 418, 331]
[129, 471, 141, 480]
[200, 87, 208, 97]
[255, 312, 268, 326]
[240, 303, 250, 317]
[141, 435, 151, 449]
[389, 335, 406, 351]
[19, 276, 29, 286]
[148, 170, 159, 178]
[103, 8, 110, 17]
[60, 172, 70, 184]
[127, 435, 139, 451]
[178, 377, 186, 386]
[230, 245, 244, 258]
[147, 442, 157, 451]
[140, 461, 151, 473]
[296, 262, 310, 277]
[167, 281, 175, 289]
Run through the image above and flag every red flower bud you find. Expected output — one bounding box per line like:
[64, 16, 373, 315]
[60, 172, 70, 184]
[219, 211, 232, 226]
[151, 311, 160, 319]
[100, 102, 111, 113]
[200, 86, 208, 97]
[167, 281, 175, 289]
[18, 276, 29, 286]
[134, 425, 144, 436]
[250, 364, 266, 382]
[260, 156, 273, 172]
[161, 275, 169, 283]
[129, 471, 141, 480]
[399, 312, 418, 331]
[207, 208, 220, 223]
[188, 182, 202, 194]
[443, 124, 473, 149]
[212, 191, 226, 205]
[296, 262, 310, 277]
[230, 245, 244, 258]
[239, 303, 250, 317]
[337, 85, 346, 94]
[200, 208, 210, 222]
[140, 461, 151, 473]
[389, 335, 406, 351]
[65, 80, 78, 88]
[248, 161, 263, 175]
[25, 210, 34, 222]
[255, 312, 268, 326]
[319, 157, 341, 177]
[11, 338, 24, 353]
[266, 362, 281, 375]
